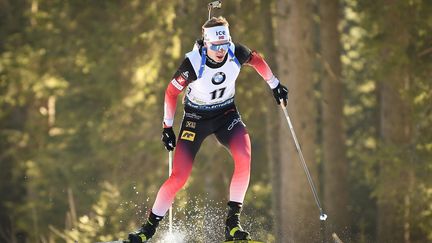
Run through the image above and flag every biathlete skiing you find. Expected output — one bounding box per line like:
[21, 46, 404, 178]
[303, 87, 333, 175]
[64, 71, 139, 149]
[127, 16, 288, 243]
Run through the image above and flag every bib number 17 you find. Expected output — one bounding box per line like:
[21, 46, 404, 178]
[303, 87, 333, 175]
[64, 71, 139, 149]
[210, 87, 226, 100]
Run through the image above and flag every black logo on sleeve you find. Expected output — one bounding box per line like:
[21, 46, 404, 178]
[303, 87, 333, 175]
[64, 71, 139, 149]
[212, 72, 226, 85]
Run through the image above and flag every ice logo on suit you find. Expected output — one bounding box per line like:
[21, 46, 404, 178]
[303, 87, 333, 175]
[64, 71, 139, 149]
[212, 72, 226, 85]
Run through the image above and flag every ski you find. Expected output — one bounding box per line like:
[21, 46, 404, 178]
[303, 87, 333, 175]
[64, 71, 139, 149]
[97, 240, 263, 243]
[97, 239, 263, 243]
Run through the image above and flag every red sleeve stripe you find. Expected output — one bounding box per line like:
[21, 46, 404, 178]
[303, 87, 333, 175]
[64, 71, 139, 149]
[163, 80, 184, 127]
[247, 51, 274, 82]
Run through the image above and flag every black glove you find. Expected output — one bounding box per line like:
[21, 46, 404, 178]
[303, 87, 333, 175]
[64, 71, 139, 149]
[272, 83, 289, 106]
[161, 127, 176, 151]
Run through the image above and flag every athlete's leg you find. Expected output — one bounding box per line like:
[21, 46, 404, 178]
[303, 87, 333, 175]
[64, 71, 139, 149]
[152, 120, 207, 216]
[215, 113, 251, 203]
[215, 112, 252, 241]
[129, 117, 207, 243]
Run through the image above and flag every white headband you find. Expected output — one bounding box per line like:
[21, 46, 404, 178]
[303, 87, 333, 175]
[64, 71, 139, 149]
[203, 25, 231, 43]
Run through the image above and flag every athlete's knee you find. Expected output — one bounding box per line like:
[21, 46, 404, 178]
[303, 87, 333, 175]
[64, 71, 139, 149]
[230, 133, 251, 160]
[167, 169, 190, 190]
[232, 140, 251, 158]
[239, 148, 251, 161]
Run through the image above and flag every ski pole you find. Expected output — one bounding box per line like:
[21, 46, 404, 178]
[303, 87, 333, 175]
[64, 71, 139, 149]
[168, 150, 173, 234]
[280, 103, 327, 221]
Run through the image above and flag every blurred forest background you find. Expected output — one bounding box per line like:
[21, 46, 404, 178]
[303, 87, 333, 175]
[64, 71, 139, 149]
[1, 0, 431, 242]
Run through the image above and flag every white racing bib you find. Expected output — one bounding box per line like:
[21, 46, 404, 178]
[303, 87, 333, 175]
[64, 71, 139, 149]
[185, 43, 241, 109]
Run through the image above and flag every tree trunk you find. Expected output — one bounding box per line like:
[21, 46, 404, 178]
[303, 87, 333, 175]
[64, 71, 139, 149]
[261, 0, 283, 241]
[275, 0, 319, 242]
[377, 2, 412, 242]
[378, 73, 411, 243]
[319, 0, 350, 239]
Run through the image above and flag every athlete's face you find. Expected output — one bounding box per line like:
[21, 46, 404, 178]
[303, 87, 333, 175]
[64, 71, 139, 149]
[205, 40, 230, 63]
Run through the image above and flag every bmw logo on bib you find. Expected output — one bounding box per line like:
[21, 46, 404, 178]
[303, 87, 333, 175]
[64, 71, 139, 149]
[211, 72, 226, 85]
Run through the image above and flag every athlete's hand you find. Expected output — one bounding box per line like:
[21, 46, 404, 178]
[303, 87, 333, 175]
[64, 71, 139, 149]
[161, 127, 176, 151]
[272, 82, 289, 106]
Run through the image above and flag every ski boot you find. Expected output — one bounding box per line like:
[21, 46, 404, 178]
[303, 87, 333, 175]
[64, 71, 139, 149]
[128, 212, 163, 243]
[225, 201, 251, 242]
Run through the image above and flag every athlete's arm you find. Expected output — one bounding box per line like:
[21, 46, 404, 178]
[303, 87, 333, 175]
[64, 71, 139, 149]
[246, 51, 280, 89]
[234, 43, 280, 89]
[235, 43, 287, 105]
[163, 58, 197, 127]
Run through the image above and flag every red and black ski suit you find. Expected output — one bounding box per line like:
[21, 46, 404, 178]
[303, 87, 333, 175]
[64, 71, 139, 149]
[152, 41, 279, 217]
